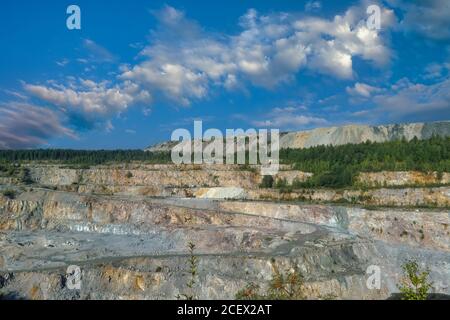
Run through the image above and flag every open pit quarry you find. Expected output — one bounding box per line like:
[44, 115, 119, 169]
[0, 163, 449, 300]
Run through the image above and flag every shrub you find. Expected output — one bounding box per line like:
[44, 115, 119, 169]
[125, 171, 133, 179]
[1, 190, 16, 199]
[20, 168, 33, 185]
[260, 175, 274, 188]
[236, 263, 305, 300]
[397, 260, 433, 300]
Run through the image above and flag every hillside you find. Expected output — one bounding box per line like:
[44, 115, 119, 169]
[145, 121, 450, 152]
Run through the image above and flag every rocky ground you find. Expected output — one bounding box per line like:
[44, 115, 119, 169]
[0, 164, 449, 299]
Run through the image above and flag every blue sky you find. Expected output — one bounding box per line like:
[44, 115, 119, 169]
[1, 0, 449, 149]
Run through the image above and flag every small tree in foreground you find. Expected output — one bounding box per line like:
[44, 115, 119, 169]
[398, 260, 433, 300]
[177, 242, 199, 300]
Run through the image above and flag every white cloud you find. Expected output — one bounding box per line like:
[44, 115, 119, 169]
[305, 1, 322, 12]
[82, 39, 117, 63]
[56, 59, 69, 67]
[352, 77, 450, 121]
[24, 79, 151, 125]
[120, 4, 394, 104]
[0, 102, 75, 149]
[423, 62, 450, 80]
[23, 3, 396, 132]
[346, 82, 382, 98]
[250, 106, 327, 129]
[373, 77, 450, 118]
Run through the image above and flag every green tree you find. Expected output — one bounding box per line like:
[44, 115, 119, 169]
[397, 260, 433, 300]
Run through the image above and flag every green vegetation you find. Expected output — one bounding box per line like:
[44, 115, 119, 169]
[397, 260, 433, 300]
[20, 168, 33, 185]
[236, 262, 305, 300]
[259, 175, 274, 188]
[0, 136, 448, 189]
[0, 149, 172, 166]
[1, 189, 16, 199]
[280, 136, 450, 188]
[177, 242, 199, 300]
[0, 163, 19, 177]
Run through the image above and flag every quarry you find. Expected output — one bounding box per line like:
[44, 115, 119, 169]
[0, 162, 449, 300]
[0, 121, 449, 300]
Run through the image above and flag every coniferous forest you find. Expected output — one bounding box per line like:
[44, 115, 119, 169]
[0, 136, 448, 188]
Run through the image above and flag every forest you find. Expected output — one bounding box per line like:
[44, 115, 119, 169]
[279, 135, 449, 187]
[0, 136, 448, 188]
[0, 149, 172, 165]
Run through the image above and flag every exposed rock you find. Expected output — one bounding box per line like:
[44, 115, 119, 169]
[146, 121, 450, 151]
[195, 187, 247, 199]
[1, 160, 449, 300]
[357, 171, 450, 187]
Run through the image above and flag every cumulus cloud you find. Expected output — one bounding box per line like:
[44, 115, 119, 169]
[0, 103, 75, 149]
[120, 4, 394, 104]
[250, 106, 327, 129]
[24, 79, 151, 127]
[22, 3, 396, 133]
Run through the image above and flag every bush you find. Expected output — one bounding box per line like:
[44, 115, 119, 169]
[125, 171, 133, 179]
[236, 263, 305, 300]
[397, 260, 433, 300]
[20, 168, 33, 185]
[274, 178, 287, 188]
[2, 190, 16, 199]
[260, 175, 274, 188]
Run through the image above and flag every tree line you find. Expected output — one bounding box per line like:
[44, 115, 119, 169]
[0, 149, 172, 166]
[0, 136, 448, 189]
[279, 136, 449, 188]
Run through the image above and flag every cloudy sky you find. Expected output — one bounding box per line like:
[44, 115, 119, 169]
[1, 0, 449, 149]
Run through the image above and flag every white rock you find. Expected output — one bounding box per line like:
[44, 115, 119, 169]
[195, 187, 247, 199]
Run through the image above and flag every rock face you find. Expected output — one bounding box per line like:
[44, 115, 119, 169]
[11, 164, 448, 207]
[0, 163, 449, 300]
[0, 190, 449, 300]
[279, 121, 450, 149]
[356, 171, 450, 187]
[146, 121, 450, 151]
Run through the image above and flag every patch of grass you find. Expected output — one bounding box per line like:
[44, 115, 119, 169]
[236, 262, 305, 300]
